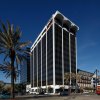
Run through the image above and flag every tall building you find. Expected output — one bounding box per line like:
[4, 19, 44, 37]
[20, 47, 30, 84]
[30, 11, 79, 93]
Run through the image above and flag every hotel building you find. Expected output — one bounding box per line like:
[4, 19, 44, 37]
[77, 69, 94, 88]
[30, 11, 79, 93]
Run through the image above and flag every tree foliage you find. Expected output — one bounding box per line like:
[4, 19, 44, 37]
[64, 72, 81, 85]
[0, 82, 4, 92]
[0, 62, 20, 81]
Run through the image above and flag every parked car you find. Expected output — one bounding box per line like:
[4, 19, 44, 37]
[60, 91, 68, 96]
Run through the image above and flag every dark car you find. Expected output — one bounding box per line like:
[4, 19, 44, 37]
[60, 91, 68, 96]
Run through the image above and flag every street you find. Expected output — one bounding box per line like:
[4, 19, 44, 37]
[1, 94, 99, 100]
[15, 94, 100, 100]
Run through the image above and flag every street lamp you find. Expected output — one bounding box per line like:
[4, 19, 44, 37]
[94, 69, 99, 92]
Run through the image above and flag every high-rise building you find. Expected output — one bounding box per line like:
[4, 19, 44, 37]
[20, 47, 30, 84]
[30, 11, 79, 93]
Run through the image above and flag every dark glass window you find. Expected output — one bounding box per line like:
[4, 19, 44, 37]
[38, 42, 41, 86]
[42, 35, 46, 86]
[55, 23, 62, 85]
[70, 27, 76, 35]
[47, 26, 53, 85]
[63, 23, 70, 31]
[27, 49, 30, 83]
[34, 47, 37, 87]
[70, 34, 76, 73]
[31, 51, 33, 87]
[63, 29, 70, 75]
[55, 17, 62, 26]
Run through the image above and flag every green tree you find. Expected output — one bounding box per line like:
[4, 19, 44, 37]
[4, 85, 11, 93]
[64, 72, 72, 95]
[64, 72, 70, 86]
[0, 20, 30, 98]
[64, 72, 81, 94]
[0, 82, 4, 92]
[14, 83, 26, 95]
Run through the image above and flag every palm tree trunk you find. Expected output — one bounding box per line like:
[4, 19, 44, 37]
[10, 49, 15, 99]
[11, 59, 15, 99]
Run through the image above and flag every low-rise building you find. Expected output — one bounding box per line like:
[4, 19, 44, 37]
[77, 69, 93, 89]
[77, 69, 100, 92]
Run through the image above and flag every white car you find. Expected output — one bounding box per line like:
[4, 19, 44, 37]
[29, 91, 39, 94]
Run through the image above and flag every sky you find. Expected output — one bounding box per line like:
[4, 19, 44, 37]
[0, 0, 100, 83]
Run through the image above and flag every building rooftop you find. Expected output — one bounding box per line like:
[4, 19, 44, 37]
[31, 11, 79, 51]
[54, 11, 79, 31]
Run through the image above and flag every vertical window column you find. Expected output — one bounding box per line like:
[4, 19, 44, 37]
[34, 48, 37, 87]
[33, 50, 34, 87]
[62, 28, 64, 87]
[30, 51, 33, 87]
[70, 34, 76, 73]
[47, 26, 53, 85]
[42, 35, 46, 86]
[41, 39, 42, 87]
[53, 16, 55, 93]
[63, 29, 70, 85]
[69, 33, 71, 86]
[46, 29, 48, 88]
[55, 23, 62, 85]
[38, 42, 41, 87]
[75, 37, 77, 86]
[37, 46, 38, 88]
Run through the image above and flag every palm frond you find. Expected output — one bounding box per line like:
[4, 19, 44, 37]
[0, 21, 11, 46]
[13, 28, 22, 43]
[7, 20, 11, 35]
[0, 20, 7, 34]
[0, 32, 9, 48]
[16, 53, 27, 62]
[3, 52, 9, 61]
[11, 24, 14, 34]
[0, 62, 19, 81]
[17, 41, 31, 48]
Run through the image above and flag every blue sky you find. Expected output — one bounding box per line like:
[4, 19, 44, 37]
[0, 0, 100, 83]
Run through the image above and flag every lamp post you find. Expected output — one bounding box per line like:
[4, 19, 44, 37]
[96, 69, 97, 92]
[93, 69, 99, 93]
[95, 69, 99, 92]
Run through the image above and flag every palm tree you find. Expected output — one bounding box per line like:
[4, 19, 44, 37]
[0, 20, 30, 98]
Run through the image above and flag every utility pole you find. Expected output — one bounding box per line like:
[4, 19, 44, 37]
[96, 69, 98, 90]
